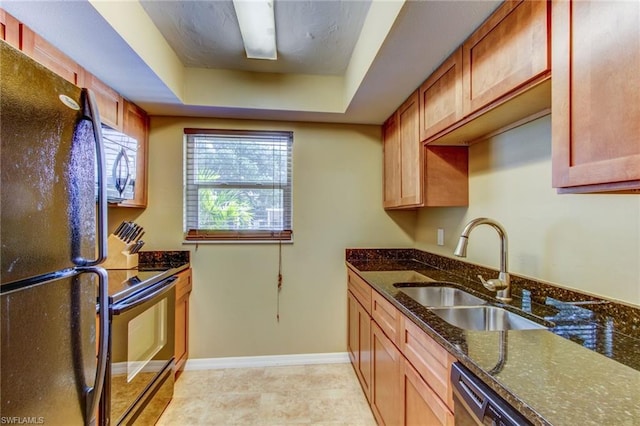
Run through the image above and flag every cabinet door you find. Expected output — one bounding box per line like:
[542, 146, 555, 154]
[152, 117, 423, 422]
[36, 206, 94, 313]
[397, 90, 423, 207]
[371, 322, 402, 426]
[0, 9, 20, 49]
[400, 316, 454, 409]
[358, 296, 372, 402]
[174, 269, 192, 376]
[384, 91, 423, 209]
[463, 0, 550, 115]
[348, 291, 372, 402]
[119, 101, 149, 208]
[552, 0, 640, 192]
[20, 25, 85, 86]
[420, 47, 463, 141]
[401, 359, 454, 426]
[383, 112, 401, 208]
[348, 292, 359, 366]
[86, 73, 124, 131]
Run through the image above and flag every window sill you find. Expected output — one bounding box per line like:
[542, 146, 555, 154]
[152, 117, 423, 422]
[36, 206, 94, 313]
[182, 239, 294, 245]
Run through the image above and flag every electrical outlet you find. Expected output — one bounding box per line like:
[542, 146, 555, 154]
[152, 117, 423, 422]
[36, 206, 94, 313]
[437, 228, 445, 246]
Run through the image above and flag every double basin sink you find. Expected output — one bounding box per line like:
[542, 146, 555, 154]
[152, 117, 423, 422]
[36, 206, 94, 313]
[397, 282, 547, 331]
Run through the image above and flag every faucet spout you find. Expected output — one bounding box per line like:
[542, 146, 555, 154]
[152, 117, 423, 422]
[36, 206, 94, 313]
[454, 217, 512, 302]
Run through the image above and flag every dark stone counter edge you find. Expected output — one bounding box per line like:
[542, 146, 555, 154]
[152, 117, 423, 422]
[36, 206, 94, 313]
[138, 250, 190, 270]
[346, 248, 640, 426]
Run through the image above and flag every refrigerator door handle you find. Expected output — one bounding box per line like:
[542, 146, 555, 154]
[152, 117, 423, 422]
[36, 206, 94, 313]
[81, 88, 108, 266]
[80, 266, 109, 425]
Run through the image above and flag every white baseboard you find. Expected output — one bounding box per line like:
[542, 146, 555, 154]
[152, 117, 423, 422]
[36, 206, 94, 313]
[184, 352, 350, 371]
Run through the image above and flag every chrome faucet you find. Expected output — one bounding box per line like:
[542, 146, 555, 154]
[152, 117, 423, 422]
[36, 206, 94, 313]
[454, 218, 512, 302]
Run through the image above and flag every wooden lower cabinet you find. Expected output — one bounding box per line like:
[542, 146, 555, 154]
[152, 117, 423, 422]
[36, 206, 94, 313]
[371, 290, 401, 346]
[174, 268, 192, 377]
[347, 271, 456, 425]
[402, 359, 454, 426]
[348, 290, 372, 402]
[371, 321, 402, 426]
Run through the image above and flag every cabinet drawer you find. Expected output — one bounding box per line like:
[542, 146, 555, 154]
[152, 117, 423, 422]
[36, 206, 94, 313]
[347, 269, 372, 314]
[400, 316, 454, 409]
[175, 269, 192, 300]
[371, 290, 401, 346]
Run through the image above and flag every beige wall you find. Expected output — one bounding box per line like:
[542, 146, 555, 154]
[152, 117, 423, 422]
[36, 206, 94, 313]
[110, 113, 639, 360]
[116, 117, 414, 359]
[415, 116, 640, 306]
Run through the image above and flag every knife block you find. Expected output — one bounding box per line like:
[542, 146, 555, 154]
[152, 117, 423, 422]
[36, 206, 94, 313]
[102, 234, 138, 269]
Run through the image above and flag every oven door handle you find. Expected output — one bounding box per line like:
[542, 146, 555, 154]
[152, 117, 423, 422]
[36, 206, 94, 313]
[112, 276, 177, 315]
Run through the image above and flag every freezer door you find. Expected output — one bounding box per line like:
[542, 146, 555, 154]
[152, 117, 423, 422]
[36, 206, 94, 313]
[1, 41, 98, 286]
[1, 270, 103, 425]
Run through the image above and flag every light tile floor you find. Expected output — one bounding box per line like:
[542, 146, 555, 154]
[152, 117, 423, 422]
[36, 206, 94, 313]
[157, 363, 377, 425]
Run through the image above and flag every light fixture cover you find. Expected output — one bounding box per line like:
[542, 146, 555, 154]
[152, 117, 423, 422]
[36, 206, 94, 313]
[233, 0, 277, 60]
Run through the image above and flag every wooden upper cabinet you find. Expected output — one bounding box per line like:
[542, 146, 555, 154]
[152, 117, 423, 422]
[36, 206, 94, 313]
[20, 25, 85, 86]
[0, 9, 20, 49]
[397, 90, 423, 207]
[420, 47, 463, 141]
[119, 101, 149, 208]
[462, 0, 550, 115]
[383, 111, 402, 208]
[424, 146, 468, 207]
[86, 73, 124, 131]
[552, 0, 640, 193]
[383, 91, 424, 209]
[384, 89, 469, 209]
[424, 0, 551, 146]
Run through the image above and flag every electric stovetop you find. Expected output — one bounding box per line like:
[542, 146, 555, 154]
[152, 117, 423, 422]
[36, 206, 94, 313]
[106, 263, 189, 304]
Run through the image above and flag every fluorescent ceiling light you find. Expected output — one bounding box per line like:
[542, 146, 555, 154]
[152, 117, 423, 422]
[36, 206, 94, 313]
[232, 0, 277, 60]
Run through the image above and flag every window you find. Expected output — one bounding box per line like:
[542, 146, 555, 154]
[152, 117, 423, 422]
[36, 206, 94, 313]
[184, 129, 293, 241]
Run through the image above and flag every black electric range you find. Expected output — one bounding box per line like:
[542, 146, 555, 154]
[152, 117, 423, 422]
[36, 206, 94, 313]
[106, 263, 189, 304]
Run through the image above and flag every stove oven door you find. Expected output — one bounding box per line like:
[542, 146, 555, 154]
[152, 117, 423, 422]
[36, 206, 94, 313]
[108, 278, 176, 425]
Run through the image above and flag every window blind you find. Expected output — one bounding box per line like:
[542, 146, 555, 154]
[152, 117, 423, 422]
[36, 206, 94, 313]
[184, 129, 293, 241]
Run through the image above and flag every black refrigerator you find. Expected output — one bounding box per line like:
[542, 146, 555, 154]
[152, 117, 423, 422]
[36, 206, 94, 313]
[0, 40, 109, 425]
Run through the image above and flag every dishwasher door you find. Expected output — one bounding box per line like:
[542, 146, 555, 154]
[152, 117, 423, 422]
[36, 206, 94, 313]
[451, 363, 532, 426]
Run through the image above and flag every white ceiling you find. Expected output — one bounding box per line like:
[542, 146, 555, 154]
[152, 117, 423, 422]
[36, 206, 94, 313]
[3, 0, 502, 125]
[140, 0, 371, 75]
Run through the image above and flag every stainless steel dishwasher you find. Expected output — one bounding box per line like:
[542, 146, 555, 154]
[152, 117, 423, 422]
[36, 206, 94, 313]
[451, 363, 532, 426]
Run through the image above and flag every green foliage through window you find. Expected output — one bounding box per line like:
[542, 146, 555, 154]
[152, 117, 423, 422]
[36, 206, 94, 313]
[184, 129, 292, 240]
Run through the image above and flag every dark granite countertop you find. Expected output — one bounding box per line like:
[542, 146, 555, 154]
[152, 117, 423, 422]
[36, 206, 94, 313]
[346, 249, 640, 426]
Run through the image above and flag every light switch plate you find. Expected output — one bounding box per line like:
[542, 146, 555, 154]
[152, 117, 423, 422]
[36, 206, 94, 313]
[437, 228, 445, 246]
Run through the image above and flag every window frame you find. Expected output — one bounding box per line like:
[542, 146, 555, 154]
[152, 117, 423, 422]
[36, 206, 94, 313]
[183, 128, 293, 242]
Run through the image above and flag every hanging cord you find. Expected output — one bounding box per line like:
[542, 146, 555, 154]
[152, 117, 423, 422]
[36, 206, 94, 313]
[274, 140, 283, 322]
[277, 234, 283, 322]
